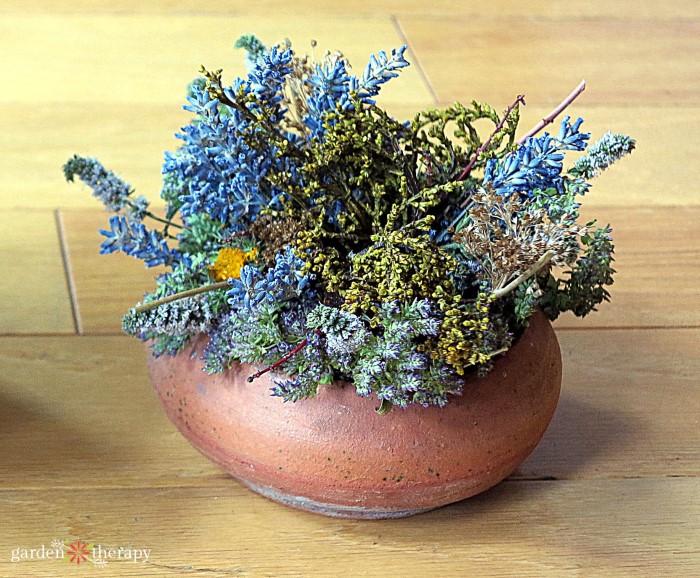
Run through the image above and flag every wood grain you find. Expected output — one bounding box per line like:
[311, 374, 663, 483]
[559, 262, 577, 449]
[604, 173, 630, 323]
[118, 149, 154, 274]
[0, 335, 221, 489]
[518, 327, 700, 479]
[0, 15, 430, 107]
[400, 17, 700, 106]
[0, 479, 697, 577]
[2, 0, 698, 19]
[0, 211, 74, 334]
[554, 206, 700, 329]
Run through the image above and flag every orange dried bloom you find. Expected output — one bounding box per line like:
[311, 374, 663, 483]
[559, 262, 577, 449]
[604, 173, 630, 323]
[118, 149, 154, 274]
[209, 247, 258, 281]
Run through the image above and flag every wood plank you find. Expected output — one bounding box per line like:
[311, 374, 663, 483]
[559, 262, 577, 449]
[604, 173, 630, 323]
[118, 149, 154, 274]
[0, 329, 696, 490]
[554, 206, 700, 329]
[0, 211, 74, 334]
[0, 479, 697, 577]
[4, 104, 185, 210]
[1, 0, 698, 20]
[517, 327, 700, 479]
[0, 15, 431, 107]
[58, 209, 166, 334]
[0, 335, 222, 489]
[60, 206, 700, 334]
[400, 17, 700, 105]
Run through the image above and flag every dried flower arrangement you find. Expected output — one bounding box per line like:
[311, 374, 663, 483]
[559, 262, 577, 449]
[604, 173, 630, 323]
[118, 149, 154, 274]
[64, 36, 634, 413]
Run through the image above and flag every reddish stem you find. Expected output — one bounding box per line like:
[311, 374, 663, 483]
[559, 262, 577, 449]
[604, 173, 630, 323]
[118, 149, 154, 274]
[517, 80, 586, 144]
[424, 151, 434, 187]
[247, 330, 323, 383]
[221, 230, 250, 245]
[456, 94, 526, 182]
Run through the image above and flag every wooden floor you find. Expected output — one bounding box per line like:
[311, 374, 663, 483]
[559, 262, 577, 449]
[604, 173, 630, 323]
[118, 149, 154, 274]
[1, 2, 698, 576]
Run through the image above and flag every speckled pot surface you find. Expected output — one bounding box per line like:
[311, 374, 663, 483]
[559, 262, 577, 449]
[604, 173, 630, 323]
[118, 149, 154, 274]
[147, 311, 561, 519]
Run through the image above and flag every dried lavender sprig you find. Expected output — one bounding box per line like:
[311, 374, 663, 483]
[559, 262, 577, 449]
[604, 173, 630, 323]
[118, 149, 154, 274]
[569, 132, 636, 179]
[63, 155, 183, 229]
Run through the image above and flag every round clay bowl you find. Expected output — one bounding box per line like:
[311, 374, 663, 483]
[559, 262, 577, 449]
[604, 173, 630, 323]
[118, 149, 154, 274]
[147, 311, 561, 519]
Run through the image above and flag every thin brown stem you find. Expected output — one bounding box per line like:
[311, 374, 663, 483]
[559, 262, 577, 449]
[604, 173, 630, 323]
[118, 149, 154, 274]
[457, 94, 526, 181]
[518, 80, 586, 144]
[140, 209, 184, 230]
[247, 330, 323, 383]
[424, 151, 434, 187]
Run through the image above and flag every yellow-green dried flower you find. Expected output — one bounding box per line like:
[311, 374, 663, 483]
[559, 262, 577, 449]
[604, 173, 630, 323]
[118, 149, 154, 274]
[435, 292, 494, 375]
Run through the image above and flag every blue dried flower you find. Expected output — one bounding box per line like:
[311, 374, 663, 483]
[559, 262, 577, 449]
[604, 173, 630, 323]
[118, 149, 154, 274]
[227, 247, 311, 310]
[308, 59, 352, 108]
[483, 116, 590, 198]
[353, 46, 410, 100]
[169, 56, 298, 230]
[303, 46, 409, 135]
[99, 215, 176, 268]
[246, 45, 293, 102]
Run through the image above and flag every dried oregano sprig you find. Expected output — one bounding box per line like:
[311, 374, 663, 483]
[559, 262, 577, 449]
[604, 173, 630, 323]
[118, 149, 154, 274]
[64, 35, 635, 411]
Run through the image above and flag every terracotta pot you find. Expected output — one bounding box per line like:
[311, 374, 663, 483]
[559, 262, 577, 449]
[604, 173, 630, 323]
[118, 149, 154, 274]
[147, 311, 561, 519]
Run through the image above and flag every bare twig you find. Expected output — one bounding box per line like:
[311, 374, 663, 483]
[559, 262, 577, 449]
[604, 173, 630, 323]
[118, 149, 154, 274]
[518, 80, 586, 144]
[247, 330, 323, 383]
[491, 250, 555, 299]
[133, 281, 229, 313]
[457, 94, 526, 181]
[424, 151, 434, 187]
[136, 208, 184, 230]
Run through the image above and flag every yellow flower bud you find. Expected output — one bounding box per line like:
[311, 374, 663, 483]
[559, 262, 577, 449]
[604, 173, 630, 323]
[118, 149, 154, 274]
[208, 247, 258, 281]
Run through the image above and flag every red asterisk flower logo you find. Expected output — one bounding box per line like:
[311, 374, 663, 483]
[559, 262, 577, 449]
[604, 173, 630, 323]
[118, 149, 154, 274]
[65, 540, 92, 564]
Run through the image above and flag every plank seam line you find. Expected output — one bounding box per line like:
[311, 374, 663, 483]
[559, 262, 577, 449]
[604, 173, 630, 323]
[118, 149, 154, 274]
[54, 210, 83, 335]
[390, 14, 440, 105]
